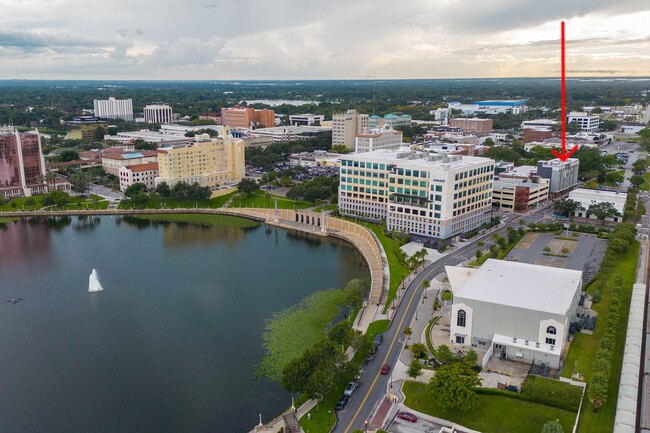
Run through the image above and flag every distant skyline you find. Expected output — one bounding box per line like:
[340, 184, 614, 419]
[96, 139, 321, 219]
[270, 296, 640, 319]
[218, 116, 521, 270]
[0, 0, 649, 80]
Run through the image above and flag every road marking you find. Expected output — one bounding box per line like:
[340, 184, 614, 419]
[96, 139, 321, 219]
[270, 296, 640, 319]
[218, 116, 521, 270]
[343, 274, 423, 433]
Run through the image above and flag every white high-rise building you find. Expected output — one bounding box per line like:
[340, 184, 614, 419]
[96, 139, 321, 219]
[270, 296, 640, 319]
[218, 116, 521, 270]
[339, 149, 494, 241]
[144, 104, 173, 124]
[355, 126, 403, 153]
[93, 97, 134, 121]
[333, 110, 369, 150]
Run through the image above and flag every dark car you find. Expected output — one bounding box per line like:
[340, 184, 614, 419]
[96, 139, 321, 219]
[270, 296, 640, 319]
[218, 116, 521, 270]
[335, 395, 349, 411]
[381, 363, 390, 375]
[373, 334, 383, 346]
[397, 411, 417, 422]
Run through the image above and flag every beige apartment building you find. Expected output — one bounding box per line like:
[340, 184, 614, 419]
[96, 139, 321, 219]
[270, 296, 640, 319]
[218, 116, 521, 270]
[333, 109, 369, 149]
[155, 134, 245, 188]
[449, 118, 493, 133]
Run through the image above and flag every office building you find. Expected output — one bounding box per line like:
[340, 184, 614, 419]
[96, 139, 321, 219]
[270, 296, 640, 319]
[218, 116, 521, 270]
[332, 110, 369, 149]
[368, 114, 412, 129]
[447, 259, 582, 369]
[492, 177, 549, 212]
[355, 126, 403, 153]
[119, 163, 159, 192]
[65, 116, 108, 141]
[0, 128, 47, 198]
[93, 97, 134, 121]
[567, 111, 600, 133]
[521, 119, 558, 131]
[536, 159, 579, 196]
[289, 114, 325, 126]
[449, 99, 528, 115]
[250, 125, 332, 143]
[221, 106, 275, 129]
[568, 188, 626, 223]
[155, 133, 245, 188]
[144, 104, 174, 124]
[449, 118, 493, 133]
[339, 150, 494, 241]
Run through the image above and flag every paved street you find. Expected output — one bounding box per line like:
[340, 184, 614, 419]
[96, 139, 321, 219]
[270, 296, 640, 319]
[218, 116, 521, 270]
[88, 183, 124, 201]
[333, 212, 534, 433]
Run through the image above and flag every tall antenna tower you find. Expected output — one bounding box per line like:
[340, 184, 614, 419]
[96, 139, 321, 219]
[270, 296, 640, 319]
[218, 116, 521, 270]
[372, 74, 376, 115]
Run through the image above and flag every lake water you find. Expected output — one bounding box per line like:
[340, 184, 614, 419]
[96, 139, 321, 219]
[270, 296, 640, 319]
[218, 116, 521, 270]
[0, 217, 369, 433]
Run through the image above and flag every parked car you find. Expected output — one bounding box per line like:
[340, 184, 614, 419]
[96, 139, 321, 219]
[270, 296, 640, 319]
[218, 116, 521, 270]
[343, 381, 357, 397]
[373, 334, 383, 346]
[396, 411, 417, 422]
[335, 395, 349, 411]
[381, 364, 390, 375]
[355, 368, 365, 380]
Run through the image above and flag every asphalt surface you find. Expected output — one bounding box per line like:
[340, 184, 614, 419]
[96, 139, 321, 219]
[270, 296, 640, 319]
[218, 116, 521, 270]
[333, 212, 537, 432]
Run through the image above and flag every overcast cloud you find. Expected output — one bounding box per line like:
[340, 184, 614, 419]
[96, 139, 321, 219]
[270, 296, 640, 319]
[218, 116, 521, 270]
[0, 0, 648, 79]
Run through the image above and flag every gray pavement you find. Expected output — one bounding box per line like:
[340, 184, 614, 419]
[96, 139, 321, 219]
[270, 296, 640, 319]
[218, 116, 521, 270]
[505, 232, 607, 282]
[333, 213, 533, 433]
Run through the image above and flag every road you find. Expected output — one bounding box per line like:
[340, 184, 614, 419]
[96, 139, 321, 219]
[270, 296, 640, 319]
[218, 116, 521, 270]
[333, 212, 539, 432]
[88, 183, 124, 201]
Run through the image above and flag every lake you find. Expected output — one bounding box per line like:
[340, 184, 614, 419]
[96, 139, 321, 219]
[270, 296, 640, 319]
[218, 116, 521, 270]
[0, 217, 369, 433]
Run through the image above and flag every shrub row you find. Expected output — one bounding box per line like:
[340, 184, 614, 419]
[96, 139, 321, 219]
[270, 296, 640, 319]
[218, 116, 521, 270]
[521, 375, 582, 412]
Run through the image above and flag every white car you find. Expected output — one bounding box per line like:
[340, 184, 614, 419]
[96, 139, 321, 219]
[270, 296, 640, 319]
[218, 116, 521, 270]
[343, 381, 357, 397]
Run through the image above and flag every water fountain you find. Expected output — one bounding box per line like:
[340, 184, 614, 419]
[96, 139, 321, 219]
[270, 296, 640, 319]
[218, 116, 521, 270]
[88, 269, 104, 293]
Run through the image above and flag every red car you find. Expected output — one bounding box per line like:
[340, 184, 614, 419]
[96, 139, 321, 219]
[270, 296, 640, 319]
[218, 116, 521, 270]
[381, 364, 390, 375]
[397, 411, 417, 423]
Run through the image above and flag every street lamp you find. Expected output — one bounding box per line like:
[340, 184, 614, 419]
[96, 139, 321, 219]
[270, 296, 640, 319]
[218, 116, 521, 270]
[328, 410, 331, 425]
[364, 420, 368, 432]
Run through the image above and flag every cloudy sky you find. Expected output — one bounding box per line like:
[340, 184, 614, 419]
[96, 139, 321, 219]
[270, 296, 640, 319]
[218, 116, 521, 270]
[0, 0, 649, 80]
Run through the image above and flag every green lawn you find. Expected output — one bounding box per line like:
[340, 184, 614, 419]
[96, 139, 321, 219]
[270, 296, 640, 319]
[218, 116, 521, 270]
[0, 195, 47, 211]
[361, 223, 410, 312]
[0, 217, 19, 224]
[1, 193, 109, 211]
[366, 320, 390, 340]
[119, 192, 235, 210]
[560, 242, 639, 433]
[229, 191, 313, 209]
[403, 381, 577, 433]
[129, 213, 259, 228]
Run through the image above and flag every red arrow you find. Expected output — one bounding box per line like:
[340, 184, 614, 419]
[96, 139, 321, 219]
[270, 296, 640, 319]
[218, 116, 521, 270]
[551, 21, 578, 162]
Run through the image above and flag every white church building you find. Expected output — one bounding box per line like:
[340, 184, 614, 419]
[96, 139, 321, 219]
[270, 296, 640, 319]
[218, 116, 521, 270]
[446, 259, 583, 369]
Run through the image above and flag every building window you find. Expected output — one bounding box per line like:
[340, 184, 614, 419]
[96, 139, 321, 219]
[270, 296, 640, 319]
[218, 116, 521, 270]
[545, 337, 556, 345]
[546, 326, 556, 335]
[455, 335, 465, 344]
[457, 310, 466, 327]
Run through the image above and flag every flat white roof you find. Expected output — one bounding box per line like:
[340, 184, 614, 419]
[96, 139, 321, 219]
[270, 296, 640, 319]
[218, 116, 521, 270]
[500, 165, 536, 177]
[343, 149, 493, 170]
[569, 188, 627, 213]
[449, 259, 582, 316]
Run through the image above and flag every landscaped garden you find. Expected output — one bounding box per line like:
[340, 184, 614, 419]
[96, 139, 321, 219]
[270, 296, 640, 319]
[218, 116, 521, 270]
[403, 381, 577, 433]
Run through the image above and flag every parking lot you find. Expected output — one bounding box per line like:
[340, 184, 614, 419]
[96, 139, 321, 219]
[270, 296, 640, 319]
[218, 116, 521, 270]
[505, 232, 606, 282]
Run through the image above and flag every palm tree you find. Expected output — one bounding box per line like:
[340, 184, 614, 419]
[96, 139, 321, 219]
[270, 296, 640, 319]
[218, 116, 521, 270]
[403, 327, 412, 343]
[45, 171, 58, 192]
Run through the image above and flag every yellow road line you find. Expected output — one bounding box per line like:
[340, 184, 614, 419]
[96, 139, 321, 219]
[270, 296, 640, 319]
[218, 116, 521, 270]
[343, 275, 424, 433]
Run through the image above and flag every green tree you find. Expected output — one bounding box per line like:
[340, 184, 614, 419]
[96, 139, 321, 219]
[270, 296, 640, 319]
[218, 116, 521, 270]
[435, 344, 454, 364]
[410, 342, 428, 359]
[554, 198, 583, 220]
[155, 182, 171, 197]
[407, 359, 423, 379]
[630, 174, 645, 188]
[60, 150, 80, 162]
[68, 170, 91, 196]
[328, 321, 355, 349]
[403, 327, 412, 343]
[40, 190, 70, 207]
[542, 420, 564, 433]
[427, 360, 481, 411]
[237, 178, 260, 195]
[94, 127, 105, 140]
[587, 202, 621, 224]
[125, 182, 148, 197]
